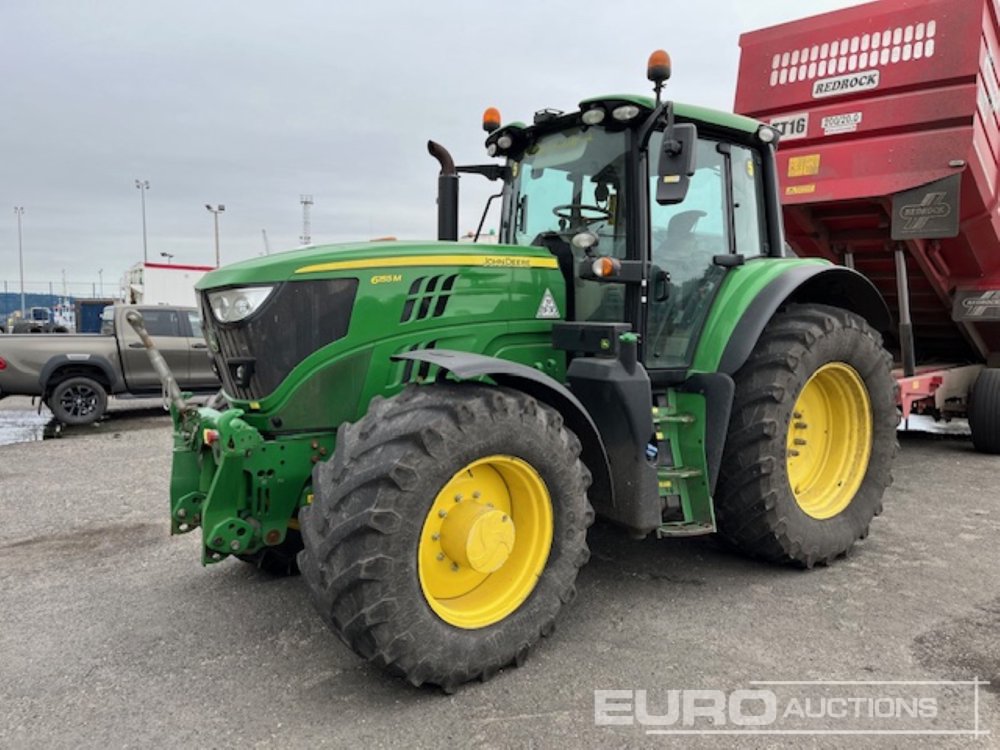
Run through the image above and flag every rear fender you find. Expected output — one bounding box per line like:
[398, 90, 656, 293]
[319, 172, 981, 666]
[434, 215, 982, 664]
[393, 349, 614, 509]
[716, 264, 892, 376]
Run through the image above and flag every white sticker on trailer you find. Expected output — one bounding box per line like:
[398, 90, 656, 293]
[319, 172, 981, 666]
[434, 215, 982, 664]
[812, 70, 880, 98]
[769, 112, 809, 141]
[821, 112, 863, 135]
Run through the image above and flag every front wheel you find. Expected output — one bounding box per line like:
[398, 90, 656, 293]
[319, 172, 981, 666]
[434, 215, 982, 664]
[298, 384, 593, 689]
[714, 304, 898, 567]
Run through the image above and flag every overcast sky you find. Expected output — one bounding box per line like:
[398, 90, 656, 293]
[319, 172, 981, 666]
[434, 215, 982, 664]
[2, 0, 862, 295]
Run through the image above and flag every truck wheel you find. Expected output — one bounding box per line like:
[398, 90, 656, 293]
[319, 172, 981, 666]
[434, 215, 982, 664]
[237, 528, 302, 576]
[715, 304, 897, 567]
[298, 383, 593, 690]
[48, 376, 108, 425]
[969, 369, 1000, 454]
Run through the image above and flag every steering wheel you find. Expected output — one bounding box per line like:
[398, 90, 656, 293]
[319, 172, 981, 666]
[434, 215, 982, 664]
[551, 204, 612, 226]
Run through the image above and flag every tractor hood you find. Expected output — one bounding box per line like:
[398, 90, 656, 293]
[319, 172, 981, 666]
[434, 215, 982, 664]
[196, 240, 558, 290]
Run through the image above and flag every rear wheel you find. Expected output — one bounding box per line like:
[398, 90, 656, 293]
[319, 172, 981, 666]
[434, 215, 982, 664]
[48, 376, 108, 425]
[298, 383, 593, 689]
[969, 368, 1000, 454]
[714, 304, 897, 567]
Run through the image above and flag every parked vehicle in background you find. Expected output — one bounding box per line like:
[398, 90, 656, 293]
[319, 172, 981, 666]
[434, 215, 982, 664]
[8, 307, 70, 334]
[124, 262, 216, 306]
[0, 304, 218, 424]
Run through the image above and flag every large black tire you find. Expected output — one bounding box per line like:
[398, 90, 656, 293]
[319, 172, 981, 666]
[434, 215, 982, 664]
[298, 383, 593, 690]
[714, 304, 897, 567]
[47, 376, 108, 425]
[969, 368, 1000, 454]
[237, 528, 302, 576]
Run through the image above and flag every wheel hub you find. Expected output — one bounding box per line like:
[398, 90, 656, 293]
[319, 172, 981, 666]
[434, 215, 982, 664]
[417, 455, 553, 629]
[440, 500, 515, 573]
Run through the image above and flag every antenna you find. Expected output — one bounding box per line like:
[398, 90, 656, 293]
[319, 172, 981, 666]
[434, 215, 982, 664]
[300, 194, 314, 246]
[261, 229, 271, 255]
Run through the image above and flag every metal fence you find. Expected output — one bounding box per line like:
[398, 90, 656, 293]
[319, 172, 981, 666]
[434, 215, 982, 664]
[0, 279, 120, 300]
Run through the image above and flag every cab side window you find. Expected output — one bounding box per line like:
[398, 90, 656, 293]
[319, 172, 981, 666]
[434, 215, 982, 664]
[731, 145, 767, 257]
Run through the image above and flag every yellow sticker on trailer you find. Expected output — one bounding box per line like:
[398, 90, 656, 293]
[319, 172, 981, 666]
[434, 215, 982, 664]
[786, 184, 817, 196]
[788, 154, 821, 177]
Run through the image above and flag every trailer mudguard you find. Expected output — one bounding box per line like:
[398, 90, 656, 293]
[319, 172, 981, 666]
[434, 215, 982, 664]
[393, 349, 614, 510]
[713, 263, 892, 376]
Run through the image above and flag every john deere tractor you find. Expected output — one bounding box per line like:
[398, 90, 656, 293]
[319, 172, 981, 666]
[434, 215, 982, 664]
[137, 52, 897, 690]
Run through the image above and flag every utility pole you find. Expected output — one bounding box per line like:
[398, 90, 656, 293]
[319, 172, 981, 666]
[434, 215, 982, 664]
[300, 194, 313, 246]
[14, 206, 24, 316]
[205, 204, 225, 267]
[135, 179, 150, 263]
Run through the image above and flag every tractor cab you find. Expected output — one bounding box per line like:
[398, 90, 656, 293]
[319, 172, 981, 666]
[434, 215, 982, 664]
[465, 54, 787, 380]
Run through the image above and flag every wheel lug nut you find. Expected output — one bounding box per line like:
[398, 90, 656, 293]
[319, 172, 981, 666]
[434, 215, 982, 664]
[794, 438, 807, 446]
[431, 533, 440, 541]
[451, 563, 460, 572]
[437, 553, 445, 561]
[795, 422, 808, 429]
[438, 510, 448, 518]
[788, 449, 800, 457]
[793, 411, 803, 419]
[454, 494, 462, 502]
[472, 491, 481, 499]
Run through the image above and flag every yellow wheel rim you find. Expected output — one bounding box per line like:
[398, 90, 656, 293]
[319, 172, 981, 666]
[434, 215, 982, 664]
[417, 455, 553, 629]
[786, 362, 873, 520]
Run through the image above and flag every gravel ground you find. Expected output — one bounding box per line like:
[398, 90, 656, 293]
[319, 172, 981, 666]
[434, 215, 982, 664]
[1, 395, 998, 749]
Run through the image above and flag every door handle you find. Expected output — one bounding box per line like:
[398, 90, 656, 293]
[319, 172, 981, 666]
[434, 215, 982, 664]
[128, 342, 145, 349]
[653, 269, 671, 302]
[192, 343, 208, 349]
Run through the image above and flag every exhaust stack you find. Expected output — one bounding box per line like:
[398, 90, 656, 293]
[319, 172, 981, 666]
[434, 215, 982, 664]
[427, 140, 459, 242]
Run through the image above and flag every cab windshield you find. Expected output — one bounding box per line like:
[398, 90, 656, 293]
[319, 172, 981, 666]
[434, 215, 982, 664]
[510, 127, 628, 258]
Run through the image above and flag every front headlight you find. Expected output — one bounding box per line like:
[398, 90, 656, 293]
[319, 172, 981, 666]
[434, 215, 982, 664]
[208, 286, 275, 323]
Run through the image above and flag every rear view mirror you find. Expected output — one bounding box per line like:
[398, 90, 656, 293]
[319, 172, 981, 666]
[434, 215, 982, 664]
[656, 123, 697, 205]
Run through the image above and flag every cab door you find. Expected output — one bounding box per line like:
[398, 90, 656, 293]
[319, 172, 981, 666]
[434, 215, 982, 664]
[643, 134, 767, 371]
[119, 307, 189, 390]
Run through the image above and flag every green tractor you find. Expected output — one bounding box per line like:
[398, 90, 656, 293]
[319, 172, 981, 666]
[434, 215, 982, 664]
[137, 52, 897, 690]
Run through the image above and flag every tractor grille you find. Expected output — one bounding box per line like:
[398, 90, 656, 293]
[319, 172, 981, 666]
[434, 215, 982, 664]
[201, 278, 358, 401]
[400, 274, 459, 323]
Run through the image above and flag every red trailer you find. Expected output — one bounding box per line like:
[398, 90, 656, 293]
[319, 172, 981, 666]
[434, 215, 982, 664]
[735, 0, 1000, 452]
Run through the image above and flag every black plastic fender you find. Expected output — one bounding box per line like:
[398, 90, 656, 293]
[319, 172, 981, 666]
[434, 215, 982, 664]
[393, 349, 614, 509]
[38, 354, 124, 394]
[718, 265, 892, 375]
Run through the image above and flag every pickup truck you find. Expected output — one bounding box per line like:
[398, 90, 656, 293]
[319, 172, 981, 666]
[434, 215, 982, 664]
[0, 305, 218, 424]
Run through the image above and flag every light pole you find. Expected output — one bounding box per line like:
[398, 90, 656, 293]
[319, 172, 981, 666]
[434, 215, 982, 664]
[14, 207, 24, 316]
[135, 179, 150, 263]
[160, 252, 174, 264]
[205, 204, 225, 267]
[98, 268, 103, 297]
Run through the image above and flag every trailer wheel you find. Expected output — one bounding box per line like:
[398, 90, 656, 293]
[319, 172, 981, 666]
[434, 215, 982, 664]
[47, 376, 108, 425]
[715, 304, 897, 567]
[298, 383, 593, 690]
[969, 369, 1000, 454]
